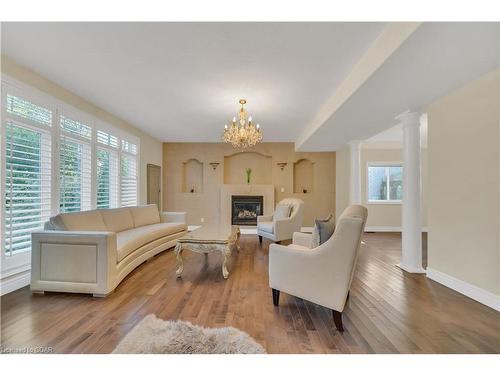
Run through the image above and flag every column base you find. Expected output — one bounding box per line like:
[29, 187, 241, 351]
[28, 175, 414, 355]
[396, 263, 426, 274]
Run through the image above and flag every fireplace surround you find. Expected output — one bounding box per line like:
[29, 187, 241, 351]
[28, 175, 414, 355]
[231, 195, 264, 226]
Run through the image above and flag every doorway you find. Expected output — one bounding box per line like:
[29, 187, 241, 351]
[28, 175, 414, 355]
[147, 164, 161, 208]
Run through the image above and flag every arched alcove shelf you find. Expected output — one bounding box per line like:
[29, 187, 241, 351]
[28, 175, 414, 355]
[182, 158, 203, 193]
[293, 158, 314, 193]
[223, 151, 272, 184]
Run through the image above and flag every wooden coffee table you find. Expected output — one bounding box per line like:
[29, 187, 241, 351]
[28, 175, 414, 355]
[174, 224, 240, 279]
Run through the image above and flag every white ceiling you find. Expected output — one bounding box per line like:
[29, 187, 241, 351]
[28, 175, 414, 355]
[297, 22, 500, 151]
[1, 22, 385, 142]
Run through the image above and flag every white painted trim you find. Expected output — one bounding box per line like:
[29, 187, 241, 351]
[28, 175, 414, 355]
[0, 270, 30, 296]
[426, 267, 500, 312]
[365, 226, 428, 232]
[367, 200, 402, 205]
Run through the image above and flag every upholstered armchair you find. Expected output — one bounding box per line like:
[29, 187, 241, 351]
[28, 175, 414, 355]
[257, 198, 304, 243]
[268, 205, 368, 331]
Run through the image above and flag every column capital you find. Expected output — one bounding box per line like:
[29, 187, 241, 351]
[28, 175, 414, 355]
[395, 110, 422, 127]
[348, 140, 362, 147]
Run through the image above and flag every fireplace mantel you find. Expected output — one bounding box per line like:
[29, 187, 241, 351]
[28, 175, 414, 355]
[220, 184, 275, 228]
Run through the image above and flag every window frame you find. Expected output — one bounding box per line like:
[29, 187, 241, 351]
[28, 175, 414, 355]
[366, 162, 403, 205]
[120, 150, 139, 207]
[96, 146, 119, 209]
[1, 79, 58, 276]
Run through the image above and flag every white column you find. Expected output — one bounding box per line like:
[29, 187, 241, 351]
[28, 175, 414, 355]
[349, 140, 362, 205]
[398, 111, 425, 273]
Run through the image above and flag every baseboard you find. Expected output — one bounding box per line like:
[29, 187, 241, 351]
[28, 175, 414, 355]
[0, 270, 30, 296]
[365, 226, 428, 232]
[426, 267, 500, 311]
[240, 227, 312, 235]
[240, 228, 257, 234]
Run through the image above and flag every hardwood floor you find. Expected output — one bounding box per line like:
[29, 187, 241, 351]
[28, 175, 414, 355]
[1, 233, 499, 353]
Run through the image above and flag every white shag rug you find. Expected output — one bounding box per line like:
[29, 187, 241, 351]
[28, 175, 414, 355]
[113, 314, 265, 354]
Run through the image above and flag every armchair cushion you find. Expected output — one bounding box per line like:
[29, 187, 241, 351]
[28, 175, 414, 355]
[274, 204, 292, 221]
[258, 221, 274, 234]
[287, 244, 310, 251]
[292, 232, 313, 248]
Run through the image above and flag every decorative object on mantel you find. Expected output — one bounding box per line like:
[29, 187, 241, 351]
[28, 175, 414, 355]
[245, 168, 252, 184]
[302, 188, 308, 194]
[112, 314, 265, 354]
[190, 187, 195, 193]
[209, 162, 220, 170]
[277, 162, 287, 171]
[222, 99, 263, 149]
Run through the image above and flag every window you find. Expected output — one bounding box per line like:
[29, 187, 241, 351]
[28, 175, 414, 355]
[120, 153, 138, 207]
[97, 148, 119, 209]
[367, 164, 403, 203]
[121, 139, 137, 155]
[97, 130, 119, 148]
[3, 122, 51, 255]
[60, 115, 92, 139]
[59, 135, 92, 212]
[2, 77, 140, 262]
[6, 94, 52, 127]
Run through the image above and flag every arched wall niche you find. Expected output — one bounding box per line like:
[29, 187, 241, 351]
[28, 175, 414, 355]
[293, 158, 314, 193]
[182, 158, 203, 193]
[223, 151, 272, 184]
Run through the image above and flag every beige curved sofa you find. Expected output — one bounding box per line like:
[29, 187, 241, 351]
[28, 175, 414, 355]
[31, 204, 187, 297]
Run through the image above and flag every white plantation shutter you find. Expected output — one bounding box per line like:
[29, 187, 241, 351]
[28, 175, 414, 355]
[121, 139, 137, 155]
[4, 121, 51, 255]
[120, 154, 138, 207]
[59, 135, 92, 212]
[97, 148, 119, 209]
[6, 94, 52, 127]
[60, 115, 92, 139]
[97, 130, 118, 148]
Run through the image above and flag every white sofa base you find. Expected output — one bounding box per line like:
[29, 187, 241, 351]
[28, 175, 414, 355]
[31, 231, 185, 297]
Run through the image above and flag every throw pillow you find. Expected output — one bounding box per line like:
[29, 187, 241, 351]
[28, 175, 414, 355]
[314, 214, 335, 245]
[312, 213, 333, 247]
[274, 204, 292, 221]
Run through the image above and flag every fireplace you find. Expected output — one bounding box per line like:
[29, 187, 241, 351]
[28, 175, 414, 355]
[231, 195, 264, 226]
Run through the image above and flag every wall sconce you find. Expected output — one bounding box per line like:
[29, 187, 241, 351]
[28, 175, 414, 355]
[209, 162, 220, 170]
[277, 162, 288, 171]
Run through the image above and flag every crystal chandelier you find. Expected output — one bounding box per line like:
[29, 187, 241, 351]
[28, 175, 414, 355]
[222, 99, 263, 149]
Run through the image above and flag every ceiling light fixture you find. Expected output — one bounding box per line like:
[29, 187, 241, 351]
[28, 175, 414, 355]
[222, 99, 263, 149]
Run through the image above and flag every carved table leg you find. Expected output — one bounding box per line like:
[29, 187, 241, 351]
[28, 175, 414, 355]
[222, 246, 230, 279]
[175, 243, 184, 278]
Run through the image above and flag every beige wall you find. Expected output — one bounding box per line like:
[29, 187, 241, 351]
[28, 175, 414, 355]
[361, 148, 428, 230]
[427, 68, 500, 296]
[1, 55, 163, 206]
[163, 142, 335, 226]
